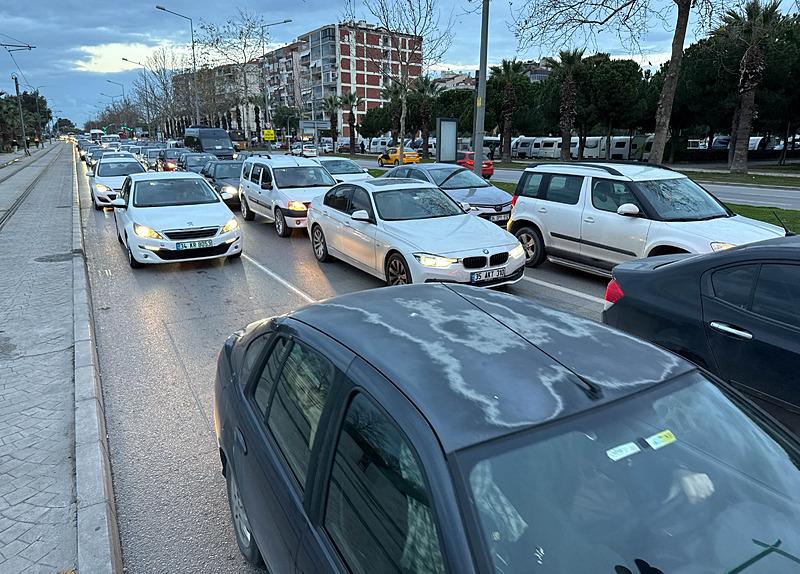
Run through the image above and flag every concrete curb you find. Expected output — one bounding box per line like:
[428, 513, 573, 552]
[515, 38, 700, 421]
[71, 146, 124, 573]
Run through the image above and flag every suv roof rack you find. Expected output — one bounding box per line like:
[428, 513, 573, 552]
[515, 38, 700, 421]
[526, 160, 679, 176]
[526, 162, 624, 176]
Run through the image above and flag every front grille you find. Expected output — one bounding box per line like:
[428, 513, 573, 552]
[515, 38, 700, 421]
[152, 243, 230, 261]
[163, 227, 219, 241]
[107, 193, 117, 200]
[462, 256, 487, 269]
[490, 252, 509, 266]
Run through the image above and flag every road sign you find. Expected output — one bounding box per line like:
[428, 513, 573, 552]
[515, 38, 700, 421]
[262, 129, 275, 141]
[298, 120, 328, 132]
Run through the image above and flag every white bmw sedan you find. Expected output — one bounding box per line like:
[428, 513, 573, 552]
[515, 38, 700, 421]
[110, 172, 242, 268]
[307, 178, 526, 286]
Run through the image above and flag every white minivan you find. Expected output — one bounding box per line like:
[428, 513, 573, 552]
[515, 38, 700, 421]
[238, 155, 337, 237]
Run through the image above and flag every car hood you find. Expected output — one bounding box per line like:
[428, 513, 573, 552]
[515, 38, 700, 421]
[381, 214, 517, 254]
[134, 202, 234, 232]
[93, 175, 128, 190]
[331, 173, 371, 183]
[441, 185, 510, 206]
[664, 215, 785, 244]
[276, 186, 331, 202]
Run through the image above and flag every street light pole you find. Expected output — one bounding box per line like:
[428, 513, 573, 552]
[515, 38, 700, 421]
[472, 0, 490, 177]
[156, 5, 201, 125]
[106, 79, 126, 103]
[123, 58, 154, 138]
[12, 74, 30, 156]
[260, 19, 292, 149]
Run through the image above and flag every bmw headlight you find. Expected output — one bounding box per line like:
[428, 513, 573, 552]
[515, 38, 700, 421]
[133, 223, 163, 239]
[222, 218, 239, 233]
[509, 243, 526, 259]
[95, 183, 111, 192]
[413, 253, 458, 268]
[710, 241, 735, 252]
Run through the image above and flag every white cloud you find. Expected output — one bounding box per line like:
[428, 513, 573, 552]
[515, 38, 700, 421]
[72, 42, 181, 73]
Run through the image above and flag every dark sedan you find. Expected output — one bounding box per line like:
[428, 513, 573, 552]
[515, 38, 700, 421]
[181, 153, 217, 173]
[201, 160, 243, 206]
[383, 163, 512, 225]
[215, 283, 800, 573]
[603, 236, 800, 429]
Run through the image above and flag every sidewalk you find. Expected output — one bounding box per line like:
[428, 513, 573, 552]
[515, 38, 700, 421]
[0, 144, 77, 572]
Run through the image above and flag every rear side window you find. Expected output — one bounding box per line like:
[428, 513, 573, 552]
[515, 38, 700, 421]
[516, 172, 543, 198]
[711, 265, 757, 309]
[324, 186, 353, 212]
[251, 336, 291, 418]
[250, 164, 262, 184]
[324, 394, 445, 574]
[751, 264, 800, 328]
[542, 175, 583, 205]
[242, 163, 251, 180]
[591, 179, 641, 213]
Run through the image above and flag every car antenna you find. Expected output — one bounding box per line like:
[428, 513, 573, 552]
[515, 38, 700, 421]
[773, 211, 796, 237]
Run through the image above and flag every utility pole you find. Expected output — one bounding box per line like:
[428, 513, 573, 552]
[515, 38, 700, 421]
[156, 5, 200, 125]
[472, 0, 490, 176]
[12, 75, 30, 156]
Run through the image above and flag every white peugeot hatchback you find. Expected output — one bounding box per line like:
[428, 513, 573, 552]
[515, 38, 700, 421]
[508, 162, 786, 276]
[307, 178, 526, 286]
[239, 155, 336, 237]
[110, 172, 241, 268]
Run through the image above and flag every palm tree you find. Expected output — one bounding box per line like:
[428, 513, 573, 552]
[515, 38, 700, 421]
[544, 50, 585, 161]
[339, 91, 364, 157]
[411, 75, 442, 159]
[381, 81, 404, 145]
[489, 60, 525, 162]
[712, 0, 783, 174]
[322, 95, 340, 142]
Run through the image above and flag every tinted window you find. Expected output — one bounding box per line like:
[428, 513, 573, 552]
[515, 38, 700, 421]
[250, 164, 262, 184]
[320, 159, 364, 175]
[712, 265, 757, 309]
[266, 342, 334, 488]
[543, 175, 582, 205]
[517, 172, 543, 198]
[324, 186, 353, 212]
[96, 161, 145, 177]
[273, 167, 335, 188]
[408, 168, 429, 182]
[390, 167, 410, 178]
[252, 337, 291, 418]
[752, 264, 800, 328]
[325, 394, 445, 574]
[428, 168, 488, 189]
[374, 187, 462, 221]
[591, 179, 641, 213]
[349, 188, 373, 218]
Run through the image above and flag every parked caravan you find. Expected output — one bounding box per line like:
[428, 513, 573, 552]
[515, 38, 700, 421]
[537, 137, 562, 159]
[511, 136, 535, 159]
[369, 137, 392, 154]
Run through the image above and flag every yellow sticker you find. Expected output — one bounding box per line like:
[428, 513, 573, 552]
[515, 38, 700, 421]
[645, 430, 676, 450]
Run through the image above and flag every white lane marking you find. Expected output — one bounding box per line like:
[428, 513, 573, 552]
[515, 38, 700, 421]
[242, 253, 317, 303]
[521, 275, 606, 305]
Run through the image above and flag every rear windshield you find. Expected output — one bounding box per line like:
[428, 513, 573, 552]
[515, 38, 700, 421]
[373, 187, 463, 221]
[200, 137, 233, 150]
[133, 179, 219, 207]
[96, 161, 145, 177]
[186, 155, 214, 166]
[320, 159, 364, 175]
[213, 163, 244, 179]
[164, 149, 186, 160]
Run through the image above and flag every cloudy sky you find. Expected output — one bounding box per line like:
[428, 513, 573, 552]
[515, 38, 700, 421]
[1, 0, 699, 127]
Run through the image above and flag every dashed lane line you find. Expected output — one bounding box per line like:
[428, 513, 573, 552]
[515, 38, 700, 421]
[242, 253, 317, 303]
[521, 275, 606, 305]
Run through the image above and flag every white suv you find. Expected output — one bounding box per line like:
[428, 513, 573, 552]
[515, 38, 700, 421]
[239, 155, 337, 237]
[508, 163, 785, 275]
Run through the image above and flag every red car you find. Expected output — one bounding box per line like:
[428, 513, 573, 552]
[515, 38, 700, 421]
[456, 150, 494, 178]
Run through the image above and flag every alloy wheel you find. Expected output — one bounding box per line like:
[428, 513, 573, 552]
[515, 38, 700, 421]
[229, 474, 252, 545]
[387, 257, 409, 285]
[312, 226, 326, 260]
[518, 231, 536, 263]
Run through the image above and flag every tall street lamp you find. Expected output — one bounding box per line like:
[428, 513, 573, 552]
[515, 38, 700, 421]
[106, 79, 126, 103]
[123, 57, 154, 137]
[260, 19, 292, 148]
[156, 4, 201, 125]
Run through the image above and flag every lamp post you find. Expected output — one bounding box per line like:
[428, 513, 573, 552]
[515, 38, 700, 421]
[106, 79, 126, 103]
[123, 57, 154, 138]
[11, 74, 30, 155]
[156, 5, 201, 126]
[260, 19, 292, 149]
[472, 0, 489, 177]
[286, 114, 297, 149]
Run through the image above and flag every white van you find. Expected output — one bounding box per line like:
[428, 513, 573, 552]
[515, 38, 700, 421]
[238, 155, 337, 237]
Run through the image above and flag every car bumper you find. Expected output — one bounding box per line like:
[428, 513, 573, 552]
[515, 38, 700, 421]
[410, 253, 526, 287]
[94, 189, 121, 204]
[284, 208, 309, 228]
[129, 230, 242, 264]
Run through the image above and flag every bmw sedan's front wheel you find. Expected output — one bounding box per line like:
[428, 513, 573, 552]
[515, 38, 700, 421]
[311, 225, 330, 262]
[385, 253, 412, 286]
[226, 467, 264, 567]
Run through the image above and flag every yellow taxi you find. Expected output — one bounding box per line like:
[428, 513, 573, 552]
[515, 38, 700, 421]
[378, 147, 420, 166]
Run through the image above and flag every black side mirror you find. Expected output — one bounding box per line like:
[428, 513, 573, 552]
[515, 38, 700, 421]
[261, 181, 272, 190]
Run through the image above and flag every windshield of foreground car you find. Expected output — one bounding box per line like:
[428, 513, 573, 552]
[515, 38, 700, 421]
[429, 167, 490, 189]
[133, 179, 219, 207]
[213, 163, 243, 179]
[96, 161, 145, 177]
[635, 178, 729, 221]
[272, 166, 336, 188]
[374, 187, 464, 221]
[320, 159, 364, 174]
[459, 372, 800, 573]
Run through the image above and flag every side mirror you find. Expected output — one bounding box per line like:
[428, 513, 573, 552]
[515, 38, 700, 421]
[87, 170, 94, 177]
[363, 168, 370, 173]
[617, 203, 641, 217]
[261, 181, 273, 190]
[351, 209, 371, 222]
[220, 191, 233, 201]
[109, 198, 125, 208]
[460, 202, 472, 212]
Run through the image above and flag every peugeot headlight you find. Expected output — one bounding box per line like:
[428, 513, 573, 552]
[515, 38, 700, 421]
[710, 241, 735, 252]
[413, 253, 458, 268]
[133, 223, 163, 239]
[222, 218, 239, 233]
[509, 243, 526, 259]
[287, 201, 308, 212]
[94, 183, 111, 192]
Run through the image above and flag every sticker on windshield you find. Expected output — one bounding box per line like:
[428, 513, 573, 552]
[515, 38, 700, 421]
[645, 430, 676, 451]
[606, 441, 641, 462]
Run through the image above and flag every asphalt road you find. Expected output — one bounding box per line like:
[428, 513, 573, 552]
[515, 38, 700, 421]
[75, 155, 606, 572]
[347, 157, 800, 210]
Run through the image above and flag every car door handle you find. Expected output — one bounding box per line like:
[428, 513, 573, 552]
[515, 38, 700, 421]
[584, 216, 595, 223]
[538, 207, 547, 213]
[709, 321, 753, 340]
[234, 428, 247, 455]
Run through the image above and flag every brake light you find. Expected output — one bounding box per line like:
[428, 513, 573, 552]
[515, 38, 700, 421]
[511, 195, 519, 207]
[604, 279, 624, 304]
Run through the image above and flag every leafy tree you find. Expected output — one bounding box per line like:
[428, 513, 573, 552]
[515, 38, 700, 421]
[322, 95, 340, 140]
[431, 89, 474, 135]
[544, 50, 585, 160]
[272, 105, 300, 138]
[339, 91, 365, 156]
[489, 59, 527, 161]
[411, 75, 442, 158]
[381, 81, 404, 143]
[359, 106, 391, 139]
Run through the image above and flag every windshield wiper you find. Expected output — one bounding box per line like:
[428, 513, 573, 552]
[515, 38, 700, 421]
[728, 539, 800, 573]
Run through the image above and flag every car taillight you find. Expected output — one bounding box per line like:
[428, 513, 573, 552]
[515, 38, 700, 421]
[604, 279, 624, 304]
[511, 195, 519, 207]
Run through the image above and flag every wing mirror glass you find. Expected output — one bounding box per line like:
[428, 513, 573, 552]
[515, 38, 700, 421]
[460, 202, 472, 212]
[109, 198, 125, 208]
[617, 203, 641, 217]
[220, 191, 233, 201]
[351, 209, 371, 222]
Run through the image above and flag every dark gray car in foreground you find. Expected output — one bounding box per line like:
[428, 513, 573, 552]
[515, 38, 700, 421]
[215, 283, 800, 573]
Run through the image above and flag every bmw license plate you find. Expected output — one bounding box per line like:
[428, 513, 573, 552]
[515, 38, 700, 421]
[176, 240, 213, 250]
[490, 213, 510, 222]
[471, 268, 505, 283]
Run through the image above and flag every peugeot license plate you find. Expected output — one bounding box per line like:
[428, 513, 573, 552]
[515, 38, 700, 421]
[471, 268, 505, 283]
[490, 213, 510, 222]
[176, 240, 213, 250]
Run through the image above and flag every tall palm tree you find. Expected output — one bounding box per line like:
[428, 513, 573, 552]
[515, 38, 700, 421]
[544, 49, 585, 161]
[712, 0, 783, 174]
[489, 60, 525, 162]
[339, 91, 364, 157]
[322, 95, 340, 141]
[411, 75, 442, 159]
[381, 81, 404, 145]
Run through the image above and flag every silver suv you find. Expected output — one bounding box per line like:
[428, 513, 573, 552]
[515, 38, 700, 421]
[507, 163, 785, 276]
